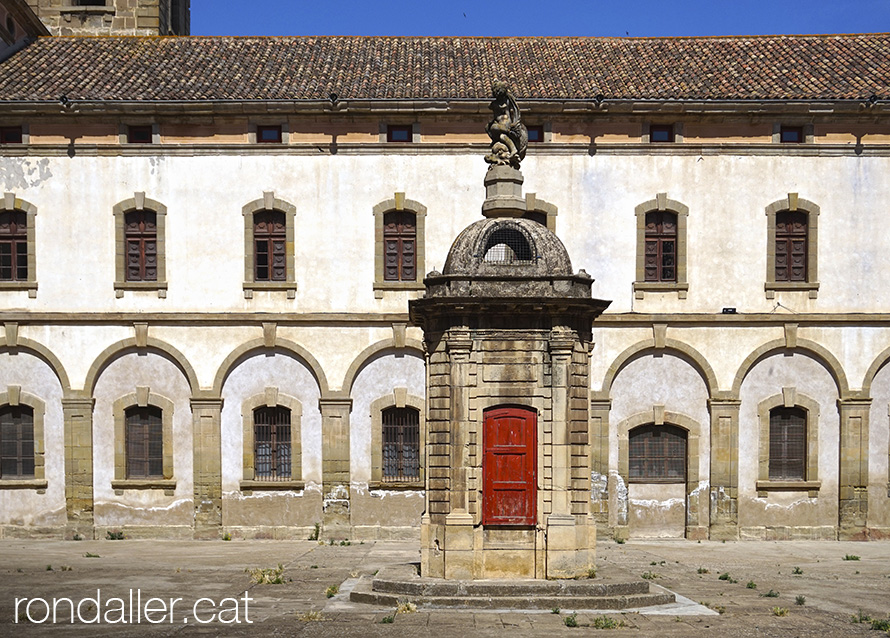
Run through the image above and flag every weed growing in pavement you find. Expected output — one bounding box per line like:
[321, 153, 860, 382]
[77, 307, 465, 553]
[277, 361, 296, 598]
[701, 601, 725, 614]
[641, 571, 658, 580]
[60, 566, 72, 572]
[325, 585, 339, 598]
[760, 589, 780, 598]
[869, 618, 890, 631]
[396, 601, 417, 614]
[852, 609, 872, 624]
[592, 615, 625, 629]
[72, 533, 83, 541]
[746, 581, 757, 589]
[843, 554, 861, 561]
[46, 565, 52, 571]
[222, 532, 231, 541]
[795, 595, 806, 606]
[308, 522, 320, 541]
[718, 572, 738, 584]
[246, 564, 288, 584]
[551, 607, 560, 614]
[564, 612, 578, 627]
[697, 567, 709, 574]
[105, 530, 124, 540]
[772, 607, 789, 617]
[792, 566, 803, 575]
[340, 540, 351, 546]
[586, 567, 597, 579]
[614, 537, 625, 544]
[297, 610, 326, 622]
[380, 614, 394, 623]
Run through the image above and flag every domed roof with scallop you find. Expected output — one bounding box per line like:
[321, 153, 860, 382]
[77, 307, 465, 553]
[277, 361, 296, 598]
[442, 217, 574, 278]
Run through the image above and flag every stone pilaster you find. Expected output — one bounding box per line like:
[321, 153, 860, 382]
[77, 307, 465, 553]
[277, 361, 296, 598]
[708, 396, 740, 540]
[190, 396, 223, 538]
[319, 395, 352, 538]
[837, 397, 871, 540]
[589, 395, 611, 531]
[62, 394, 95, 539]
[446, 329, 473, 513]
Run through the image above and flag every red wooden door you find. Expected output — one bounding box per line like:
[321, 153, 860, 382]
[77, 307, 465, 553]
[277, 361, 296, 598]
[482, 406, 536, 526]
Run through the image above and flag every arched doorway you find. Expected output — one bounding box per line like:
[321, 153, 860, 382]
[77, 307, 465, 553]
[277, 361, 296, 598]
[627, 423, 688, 538]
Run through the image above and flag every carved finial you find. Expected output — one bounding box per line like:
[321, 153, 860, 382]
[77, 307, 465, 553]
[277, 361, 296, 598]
[485, 82, 528, 169]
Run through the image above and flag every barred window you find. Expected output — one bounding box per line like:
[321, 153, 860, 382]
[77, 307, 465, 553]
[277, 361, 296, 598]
[483, 227, 533, 264]
[254, 406, 291, 481]
[769, 407, 806, 480]
[775, 211, 807, 282]
[126, 406, 163, 479]
[254, 210, 286, 281]
[644, 211, 677, 282]
[382, 406, 420, 482]
[0, 405, 34, 478]
[125, 210, 157, 282]
[383, 211, 416, 281]
[0, 211, 27, 281]
[628, 424, 686, 482]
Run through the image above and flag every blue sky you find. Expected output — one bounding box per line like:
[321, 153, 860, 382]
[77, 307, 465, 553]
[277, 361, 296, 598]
[192, 0, 890, 37]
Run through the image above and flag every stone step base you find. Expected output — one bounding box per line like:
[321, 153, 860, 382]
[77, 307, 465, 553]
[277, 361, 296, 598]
[348, 565, 676, 610]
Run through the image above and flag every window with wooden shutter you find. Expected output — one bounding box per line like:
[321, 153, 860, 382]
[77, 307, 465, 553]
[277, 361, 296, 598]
[253, 406, 291, 481]
[126, 406, 163, 479]
[0, 405, 34, 478]
[0, 211, 27, 281]
[775, 211, 807, 282]
[381, 406, 420, 482]
[769, 407, 806, 480]
[254, 210, 287, 281]
[644, 211, 677, 282]
[628, 424, 686, 483]
[383, 211, 416, 281]
[124, 210, 157, 281]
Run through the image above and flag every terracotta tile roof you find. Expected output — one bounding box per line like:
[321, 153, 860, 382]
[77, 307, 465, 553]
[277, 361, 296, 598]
[0, 34, 888, 102]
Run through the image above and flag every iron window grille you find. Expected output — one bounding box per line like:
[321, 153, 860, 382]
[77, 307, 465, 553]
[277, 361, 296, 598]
[644, 211, 677, 282]
[124, 210, 157, 281]
[383, 211, 416, 281]
[628, 424, 687, 483]
[769, 407, 806, 480]
[482, 227, 535, 264]
[0, 211, 27, 281]
[775, 211, 807, 282]
[253, 210, 287, 281]
[126, 406, 163, 479]
[381, 406, 420, 482]
[253, 406, 291, 481]
[0, 405, 34, 478]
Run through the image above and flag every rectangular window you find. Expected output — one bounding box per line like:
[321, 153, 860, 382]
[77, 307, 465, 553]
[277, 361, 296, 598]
[628, 424, 687, 483]
[256, 125, 282, 144]
[386, 125, 412, 143]
[383, 211, 416, 281]
[0, 211, 27, 282]
[253, 406, 291, 480]
[382, 407, 420, 482]
[126, 406, 163, 479]
[526, 125, 544, 143]
[780, 126, 804, 143]
[124, 210, 158, 282]
[649, 125, 674, 143]
[0, 127, 23, 144]
[253, 210, 286, 281]
[644, 211, 677, 282]
[775, 211, 807, 282]
[769, 407, 806, 480]
[0, 406, 35, 478]
[127, 125, 153, 144]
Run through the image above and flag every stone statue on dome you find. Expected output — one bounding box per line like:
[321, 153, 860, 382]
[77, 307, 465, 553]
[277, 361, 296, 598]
[485, 81, 528, 169]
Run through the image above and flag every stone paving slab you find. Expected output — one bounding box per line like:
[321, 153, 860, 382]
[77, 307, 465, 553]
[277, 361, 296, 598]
[0, 538, 885, 636]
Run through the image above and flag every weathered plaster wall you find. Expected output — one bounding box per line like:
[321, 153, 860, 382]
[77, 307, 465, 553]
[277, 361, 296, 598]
[867, 362, 890, 533]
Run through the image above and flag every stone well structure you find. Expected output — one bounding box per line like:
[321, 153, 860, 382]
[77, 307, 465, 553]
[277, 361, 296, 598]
[411, 123, 610, 577]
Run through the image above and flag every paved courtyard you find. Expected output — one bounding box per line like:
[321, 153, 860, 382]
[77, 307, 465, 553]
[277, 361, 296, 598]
[0, 536, 887, 636]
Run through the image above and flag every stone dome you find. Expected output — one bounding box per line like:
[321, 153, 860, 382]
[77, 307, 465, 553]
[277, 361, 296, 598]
[442, 217, 574, 277]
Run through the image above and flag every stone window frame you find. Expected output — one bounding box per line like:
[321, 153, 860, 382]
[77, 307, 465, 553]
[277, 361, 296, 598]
[242, 193, 297, 299]
[0, 387, 47, 490]
[771, 123, 814, 144]
[111, 390, 176, 491]
[617, 412, 701, 489]
[240, 388, 303, 491]
[119, 123, 160, 145]
[373, 193, 426, 297]
[379, 122, 420, 143]
[642, 122, 684, 144]
[755, 390, 821, 496]
[248, 121, 290, 145]
[0, 193, 37, 297]
[765, 194, 819, 299]
[0, 124, 28, 144]
[633, 193, 689, 299]
[113, 194, 167, 298]
[369, 390, 425, 489]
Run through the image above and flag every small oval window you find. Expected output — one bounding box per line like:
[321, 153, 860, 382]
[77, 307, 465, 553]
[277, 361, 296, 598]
[482, 227, 533, 264]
